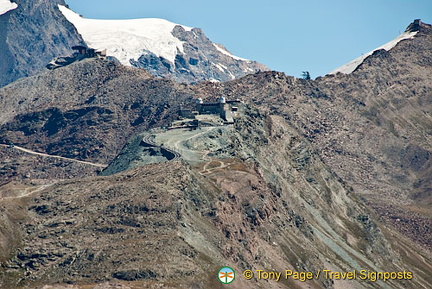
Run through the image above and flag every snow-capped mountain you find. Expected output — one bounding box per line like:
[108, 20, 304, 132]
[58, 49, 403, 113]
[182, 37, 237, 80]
[58, 5, 192, 66]
[0, 0, 267, 87]
[58, 5, 268, 83]
[329, 22, 419, 75]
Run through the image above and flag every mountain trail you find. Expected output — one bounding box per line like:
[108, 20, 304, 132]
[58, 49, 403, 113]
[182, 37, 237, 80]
[0, 183, 53, 201]
[0, 144, 107, 168]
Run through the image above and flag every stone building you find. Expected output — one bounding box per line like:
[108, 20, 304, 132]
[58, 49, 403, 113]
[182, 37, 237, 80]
[195, 96, 241, 124]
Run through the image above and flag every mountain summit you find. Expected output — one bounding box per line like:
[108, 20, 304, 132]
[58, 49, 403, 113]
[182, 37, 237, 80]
[58, 5, 268, 83]
[0, 0, 268, 87]
[329, 19, 422, 75]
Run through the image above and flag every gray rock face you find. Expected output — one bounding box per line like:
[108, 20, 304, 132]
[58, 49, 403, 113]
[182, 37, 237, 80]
[131, 25, 268, 83]
[0, 1, 268, 87]
[0, 0, 85, 87]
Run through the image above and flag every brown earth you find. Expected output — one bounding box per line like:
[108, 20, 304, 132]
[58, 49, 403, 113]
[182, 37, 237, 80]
[190, 21, 432, 253]
[1, 111, 431, 289]
[0, 20, 431, 289]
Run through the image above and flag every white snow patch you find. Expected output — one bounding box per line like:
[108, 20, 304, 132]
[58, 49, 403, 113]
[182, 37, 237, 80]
[213, 43, 249, 61]
[215, 65, 224, 72]
[329, 31, 418, 75]
[0, 0, 17, 16]
[214, 63, 235, 79]
[58, 5, 192, 66]
[218, 63, 228, 70]
[214, 63, 226, 72]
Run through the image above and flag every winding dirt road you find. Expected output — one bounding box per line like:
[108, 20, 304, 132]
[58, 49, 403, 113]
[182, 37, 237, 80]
[0, 183, 53, 201]
[0, 144, 107, 168]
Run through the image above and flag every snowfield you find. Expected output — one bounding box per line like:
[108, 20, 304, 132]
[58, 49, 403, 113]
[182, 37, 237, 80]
[329, 31, 418, 75]
[58, 5, 193, 66]
[213, 43, 249, 61]
[0, 0, 17, 16]
[59, 5, 251, 67]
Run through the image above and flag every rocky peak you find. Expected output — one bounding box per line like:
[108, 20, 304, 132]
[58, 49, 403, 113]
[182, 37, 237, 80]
[169, 26, 268, 83]
[0, 0, 85, 87]
[0, 1, 267, 88]
[58, 4, 268, 84]
[405, 19, 421, 33]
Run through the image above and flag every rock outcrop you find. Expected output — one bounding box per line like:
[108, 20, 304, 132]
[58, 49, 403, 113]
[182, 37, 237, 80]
[0, 0, 85, 87]
[131, 26, 268, 83]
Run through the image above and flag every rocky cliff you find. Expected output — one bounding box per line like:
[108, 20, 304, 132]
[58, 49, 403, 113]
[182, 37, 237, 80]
[132, 25, 268, 83]
[0, 0, 85, 87]
[0, 19, 431, 289]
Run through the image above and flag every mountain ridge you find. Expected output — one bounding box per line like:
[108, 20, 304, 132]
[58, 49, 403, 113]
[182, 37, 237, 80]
[58, 4, 268, 84]
[0, 15, 431, 289]
[0, 0, 268, 87]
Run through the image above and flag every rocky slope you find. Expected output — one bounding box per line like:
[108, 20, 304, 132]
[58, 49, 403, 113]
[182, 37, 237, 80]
[192, 20, 432, 251]
[1, 109, 431, 289]
[0, 0, 85, 87]
[0, 58, 194, 172]
[0, 18, 431, 289]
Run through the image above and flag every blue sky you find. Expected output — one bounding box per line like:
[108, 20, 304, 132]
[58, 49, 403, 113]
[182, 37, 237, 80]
[67, 0, 432, 78]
